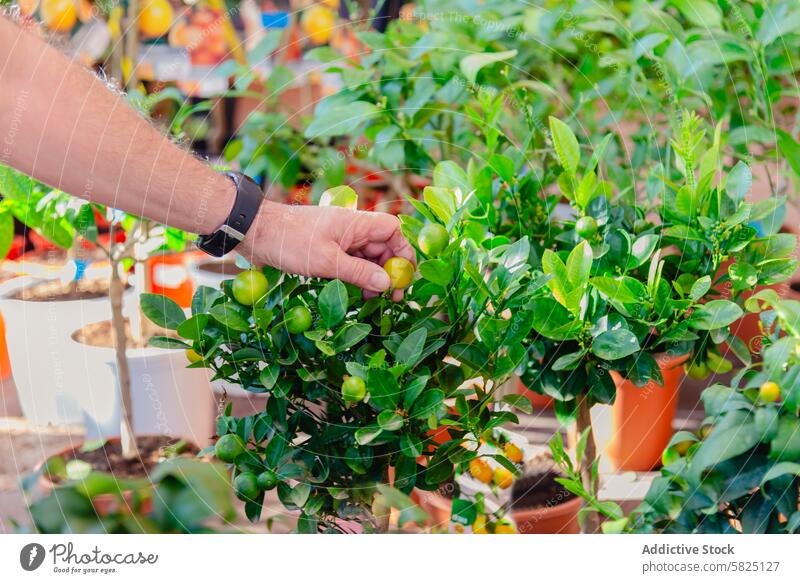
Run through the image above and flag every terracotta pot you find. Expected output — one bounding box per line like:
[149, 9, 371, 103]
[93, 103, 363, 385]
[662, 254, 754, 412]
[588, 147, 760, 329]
[0, 312, 11, 380]
[36, 438, 168, 517]
[604, 353, 689, 471]
[512, 496, 582, 534]
[146, 252, 195, 308]
[411, 489, 452, 529]
[515, 377, 554, 410]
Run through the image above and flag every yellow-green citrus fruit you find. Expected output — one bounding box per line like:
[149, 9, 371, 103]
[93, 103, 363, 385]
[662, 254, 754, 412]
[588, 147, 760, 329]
[472, 515, 488, 534]
[285, 305, 312, 334]
[383, 257, 414, 289]
[699, 425, 714, 439]
[759, 381, 781, 403]
[418, 223, 449, 256]
[673, 440, 693, 455]
[341, 376, 366, 403]
[494, 520, 515, 534]
[468, 458, 493, 484]
[234, 472, 260, 501]
[575, 216, 598, 238]
[493, 466, 513, 489]
[185, 348, 203, 364]
[232, 270, 269, 306]
[215, 433, 246, 463]
[256, 469, 279, 490]
[661, 447, 681, 467]
[685, 361, 708, 380]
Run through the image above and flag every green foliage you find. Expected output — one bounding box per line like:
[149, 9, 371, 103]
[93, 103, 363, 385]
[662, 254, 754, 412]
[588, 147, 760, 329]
[141, 190, 534, 532]
[628, 296, 800, 533]
[26, 456, 235, 534]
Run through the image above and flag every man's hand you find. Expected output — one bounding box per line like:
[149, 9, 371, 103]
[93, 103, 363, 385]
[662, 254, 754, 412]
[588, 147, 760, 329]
[239, 202, 416, 300]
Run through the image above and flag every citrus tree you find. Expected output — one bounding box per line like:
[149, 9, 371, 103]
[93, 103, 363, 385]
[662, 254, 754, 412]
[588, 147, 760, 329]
[620, 293, 800, 533]
[517, 113, 795, 531]
[140, 185, 540, 532]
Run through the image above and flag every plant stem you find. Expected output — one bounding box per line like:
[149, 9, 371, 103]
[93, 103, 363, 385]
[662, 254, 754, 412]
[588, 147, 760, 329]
[575, 394, 600, 534]
[110, 259, 138, 460]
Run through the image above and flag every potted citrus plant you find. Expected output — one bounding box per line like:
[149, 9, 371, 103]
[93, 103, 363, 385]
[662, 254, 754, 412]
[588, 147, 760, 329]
[140, 184, 539, 532]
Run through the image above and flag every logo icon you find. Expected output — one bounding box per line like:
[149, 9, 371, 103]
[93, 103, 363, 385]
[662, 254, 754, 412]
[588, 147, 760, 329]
[19, 543, 46, 571]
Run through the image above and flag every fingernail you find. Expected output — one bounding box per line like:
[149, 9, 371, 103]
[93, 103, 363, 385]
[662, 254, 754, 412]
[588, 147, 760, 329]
[369, 270, 390, 291]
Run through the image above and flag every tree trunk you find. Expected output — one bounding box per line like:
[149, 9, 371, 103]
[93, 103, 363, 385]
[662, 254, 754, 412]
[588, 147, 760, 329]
[575, 395, 600, 534]
[110, 261, 138, 459]
[123, 0, 141, 90]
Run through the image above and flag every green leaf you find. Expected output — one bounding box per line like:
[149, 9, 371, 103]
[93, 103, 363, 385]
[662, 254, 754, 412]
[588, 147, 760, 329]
[259, 364, 280, 391]
[332, 322, 370, 353]
[192, 286, 222, 315]
[409, 389, 445, 419]
[592, 329, 640, 360]
[377, 410, 404, 432]
[590, 276, 646, 304]
[400, 434, 423, 458]
[726, 161, 752, 200]
[208, 304, 251, 332]
[459, 49, 517, 84]
[367, 368, 401, 410]
[422, 186, 457, 225]
[502, 394, 533, 414]
[627, 234, 659, 269]
[140, 293, 186, 330]
[671, 0, 722, 29]
[319, 185, 357, 209]
[0, 212, 14, 260]
[176, 314, 210, 341]
[689, 300, 743, 330]
[777, 129, 800, 179]
[548, 117, 581, 176]
[74, 204, 98, 243]
[530, 297, 580, 340]
[689, 276, 712, 301]
[433, 161, 470, 194]
[318, 280, 348, 328]
[304, 101, 379, 139]
[396, 328, 427, 368]
[418, 258, 454, 287]
[355, 426, 383, 446]
[566, 240, 592, 288]
[148, 336, 189, 349]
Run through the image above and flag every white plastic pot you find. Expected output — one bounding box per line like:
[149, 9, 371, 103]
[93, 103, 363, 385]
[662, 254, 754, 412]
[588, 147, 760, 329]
[188, 257, 262, 399]
[70, 320, 216, 445]
[0, 276, 131, 426]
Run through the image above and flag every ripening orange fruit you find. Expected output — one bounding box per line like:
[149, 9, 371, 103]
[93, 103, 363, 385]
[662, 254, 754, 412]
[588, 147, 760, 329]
[301, 6, 335, 45]
[504, 442, 524, 463]
[139, 0, 174, 39]
[493, 467, 513, 489]
[41, 0, 78, 32]
[468, 458, 492, 484]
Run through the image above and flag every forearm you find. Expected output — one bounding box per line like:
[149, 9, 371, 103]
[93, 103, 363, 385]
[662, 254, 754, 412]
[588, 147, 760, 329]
[0, 16, 232, 236]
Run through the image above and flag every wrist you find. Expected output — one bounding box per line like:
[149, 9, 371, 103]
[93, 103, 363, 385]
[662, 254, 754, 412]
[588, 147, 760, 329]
[239, 199, 283, 264]
[196, 172, 237, 236]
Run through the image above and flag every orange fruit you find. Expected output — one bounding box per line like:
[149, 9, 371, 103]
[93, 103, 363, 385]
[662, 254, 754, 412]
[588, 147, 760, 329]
[493, 467, 513, 489]
[468, 458, 492, 484]
[504, 442, 524, 463]
[40, 0, 78, 32]
[301, 6, 335, 45]
[77, 0, 93, 22]
[139, 0, 174, 39]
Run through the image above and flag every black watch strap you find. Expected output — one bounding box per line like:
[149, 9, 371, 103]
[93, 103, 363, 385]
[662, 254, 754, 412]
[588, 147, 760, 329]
[197, 171, 264, 258]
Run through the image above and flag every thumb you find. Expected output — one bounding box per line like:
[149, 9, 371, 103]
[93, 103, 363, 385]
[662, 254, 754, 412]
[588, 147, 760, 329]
[335, 250, 391, 292]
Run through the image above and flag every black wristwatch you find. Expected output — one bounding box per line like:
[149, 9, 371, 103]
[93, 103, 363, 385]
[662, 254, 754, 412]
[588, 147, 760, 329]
[196, 171, 264, 257]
